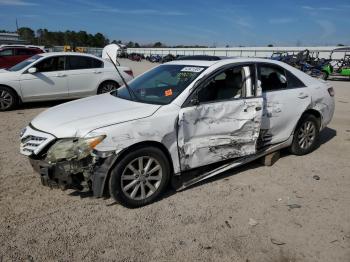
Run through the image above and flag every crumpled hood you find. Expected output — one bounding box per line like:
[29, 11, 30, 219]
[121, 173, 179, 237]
[31, 93, 161, 138]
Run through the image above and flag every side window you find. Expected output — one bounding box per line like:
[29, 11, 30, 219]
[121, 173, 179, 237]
[258, 64, 287, 92]
[68, 56, 101, 70]
[197, 65, 247, 103]
[16, 49, 32, 55]
[92, 58, 103, 68]
[35, 56, 65, 72]
[0, 49, 14, 56]
[286, 70, 305, 88]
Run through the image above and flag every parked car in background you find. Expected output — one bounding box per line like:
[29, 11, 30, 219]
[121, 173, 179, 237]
[0, 45, 44, 69]
[20, 58, 334, 208]
[0, 52, 133, 111]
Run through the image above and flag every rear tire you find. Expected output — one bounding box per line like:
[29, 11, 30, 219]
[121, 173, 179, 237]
[0, 86, 18, 111]
[289, 114, 320, 155]
[97, 81, 119, 94]
[109, 147, 170, 208]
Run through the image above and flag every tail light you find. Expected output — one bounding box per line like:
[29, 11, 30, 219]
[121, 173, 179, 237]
[328, 87, 335, 97]
[124, 70, 134, 78]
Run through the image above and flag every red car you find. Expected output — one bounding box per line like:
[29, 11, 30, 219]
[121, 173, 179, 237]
[0, 45, 44, 69]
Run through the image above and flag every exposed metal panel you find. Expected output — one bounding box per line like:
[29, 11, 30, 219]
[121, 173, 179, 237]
[177, 98, 263, 170]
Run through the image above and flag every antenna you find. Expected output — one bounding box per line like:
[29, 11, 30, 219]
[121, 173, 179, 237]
[16, 18, 19, 32]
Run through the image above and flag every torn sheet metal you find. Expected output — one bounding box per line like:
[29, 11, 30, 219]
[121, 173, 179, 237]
[177, 98, 262, 170]
[92, 104, 182, 174]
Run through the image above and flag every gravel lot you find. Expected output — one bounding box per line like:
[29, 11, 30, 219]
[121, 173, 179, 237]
[0, 59, 349, 262]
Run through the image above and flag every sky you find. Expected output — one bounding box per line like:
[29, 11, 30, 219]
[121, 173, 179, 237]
[0, 0, 349, 46]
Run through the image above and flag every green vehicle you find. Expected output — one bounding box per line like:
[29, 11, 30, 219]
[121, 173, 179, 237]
[322, 48, 350, 80]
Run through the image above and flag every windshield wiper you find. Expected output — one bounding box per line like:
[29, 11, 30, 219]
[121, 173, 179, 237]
[106, 52, 138, 102]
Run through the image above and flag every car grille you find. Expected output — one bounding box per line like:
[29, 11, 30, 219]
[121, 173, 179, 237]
[20, 125, 56, 156]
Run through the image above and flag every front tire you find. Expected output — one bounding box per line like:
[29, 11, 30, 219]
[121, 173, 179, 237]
[289, 114, 320, 155]
[0, 86, 18, 111]
[109, 147, 170, 208]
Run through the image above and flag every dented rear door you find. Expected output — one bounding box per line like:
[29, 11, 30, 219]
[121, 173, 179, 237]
[177, 65, 263, 171]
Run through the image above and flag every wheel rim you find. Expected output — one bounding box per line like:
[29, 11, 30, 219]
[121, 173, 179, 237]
[121, 156, 163, 201]
[0, 90, 13, 110]
[100, 83, 116, 93]
[297, 121, 316, 149]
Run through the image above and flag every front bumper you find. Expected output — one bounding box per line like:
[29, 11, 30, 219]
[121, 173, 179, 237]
[29, 154, 116, 197]
[29, 158, 85, 190]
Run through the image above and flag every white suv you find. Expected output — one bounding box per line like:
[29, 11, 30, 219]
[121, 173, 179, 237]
[20, 58, 335, 208]
[0, 52, 133, 111]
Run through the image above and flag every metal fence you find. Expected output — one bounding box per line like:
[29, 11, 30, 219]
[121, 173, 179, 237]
[49, 46, 349, 60]
[127, 46, 349, 60]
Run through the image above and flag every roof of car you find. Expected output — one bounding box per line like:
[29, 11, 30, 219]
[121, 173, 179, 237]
[166, 57, 286, 67]
[38, 52, 100, 58]
[0, 44, 44, 50]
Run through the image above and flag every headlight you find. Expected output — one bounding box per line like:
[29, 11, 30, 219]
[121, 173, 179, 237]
[45, 135, 106, 163]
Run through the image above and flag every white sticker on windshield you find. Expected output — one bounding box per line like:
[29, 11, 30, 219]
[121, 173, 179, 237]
[181, 67, 205, 73]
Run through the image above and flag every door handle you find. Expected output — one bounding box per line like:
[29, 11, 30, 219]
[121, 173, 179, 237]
[298, 93, 309, 99]
[94, 71, 102, 74]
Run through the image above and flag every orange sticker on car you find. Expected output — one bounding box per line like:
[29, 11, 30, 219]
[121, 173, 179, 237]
[165, 89, 173, 96]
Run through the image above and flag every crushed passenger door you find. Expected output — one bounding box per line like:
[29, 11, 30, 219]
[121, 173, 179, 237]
[177, 65, 263, 171]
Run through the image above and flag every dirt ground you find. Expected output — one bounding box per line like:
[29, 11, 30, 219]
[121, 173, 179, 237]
[0, 59, 349, 262]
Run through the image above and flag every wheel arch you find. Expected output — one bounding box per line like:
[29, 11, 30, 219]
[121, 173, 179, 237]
[100, 140, 174, 197]
[294, 108, 322, 134]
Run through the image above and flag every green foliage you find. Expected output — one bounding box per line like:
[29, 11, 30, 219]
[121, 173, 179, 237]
[153, 42, 163, 47]
[15, 27, 110, 47]
[18, 27, 35, 43]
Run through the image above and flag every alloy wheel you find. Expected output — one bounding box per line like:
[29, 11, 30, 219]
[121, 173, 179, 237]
[99, 83, 117, 93]
[121, 156, 163, 200]
[0, 90, 13, 110]
[297, 121, 316, 149]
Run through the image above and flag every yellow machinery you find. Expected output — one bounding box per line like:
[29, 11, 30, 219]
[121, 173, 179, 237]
[63, 45, 86, 53]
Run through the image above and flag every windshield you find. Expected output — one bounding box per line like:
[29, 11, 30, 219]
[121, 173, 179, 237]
[113, 64, 206, 105]
[8, 55, 42, 71]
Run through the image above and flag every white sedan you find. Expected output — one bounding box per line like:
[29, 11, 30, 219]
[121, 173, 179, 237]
[0, 52, 133, 111]
[20, 57, 335, 207]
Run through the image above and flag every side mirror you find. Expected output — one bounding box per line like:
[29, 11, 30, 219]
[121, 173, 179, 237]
[190, 98, 199, 106]
[28, 67, 37, 74]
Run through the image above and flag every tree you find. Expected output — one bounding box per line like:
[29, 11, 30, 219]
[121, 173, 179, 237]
[17, 27, 35, 43]
[134, 42, 140, 48]
[126, 41, 134, 48]
[153, 42, 163, 48]
[267, 44, 274, 47]
[337, 43, 345, 46]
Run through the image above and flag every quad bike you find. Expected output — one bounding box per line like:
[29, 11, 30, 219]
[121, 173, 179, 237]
[322, 48, 350, 80]
[291, 49, 330, 79]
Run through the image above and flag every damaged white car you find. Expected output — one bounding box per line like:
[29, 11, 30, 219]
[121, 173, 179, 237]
[20, 58, 335, 207]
